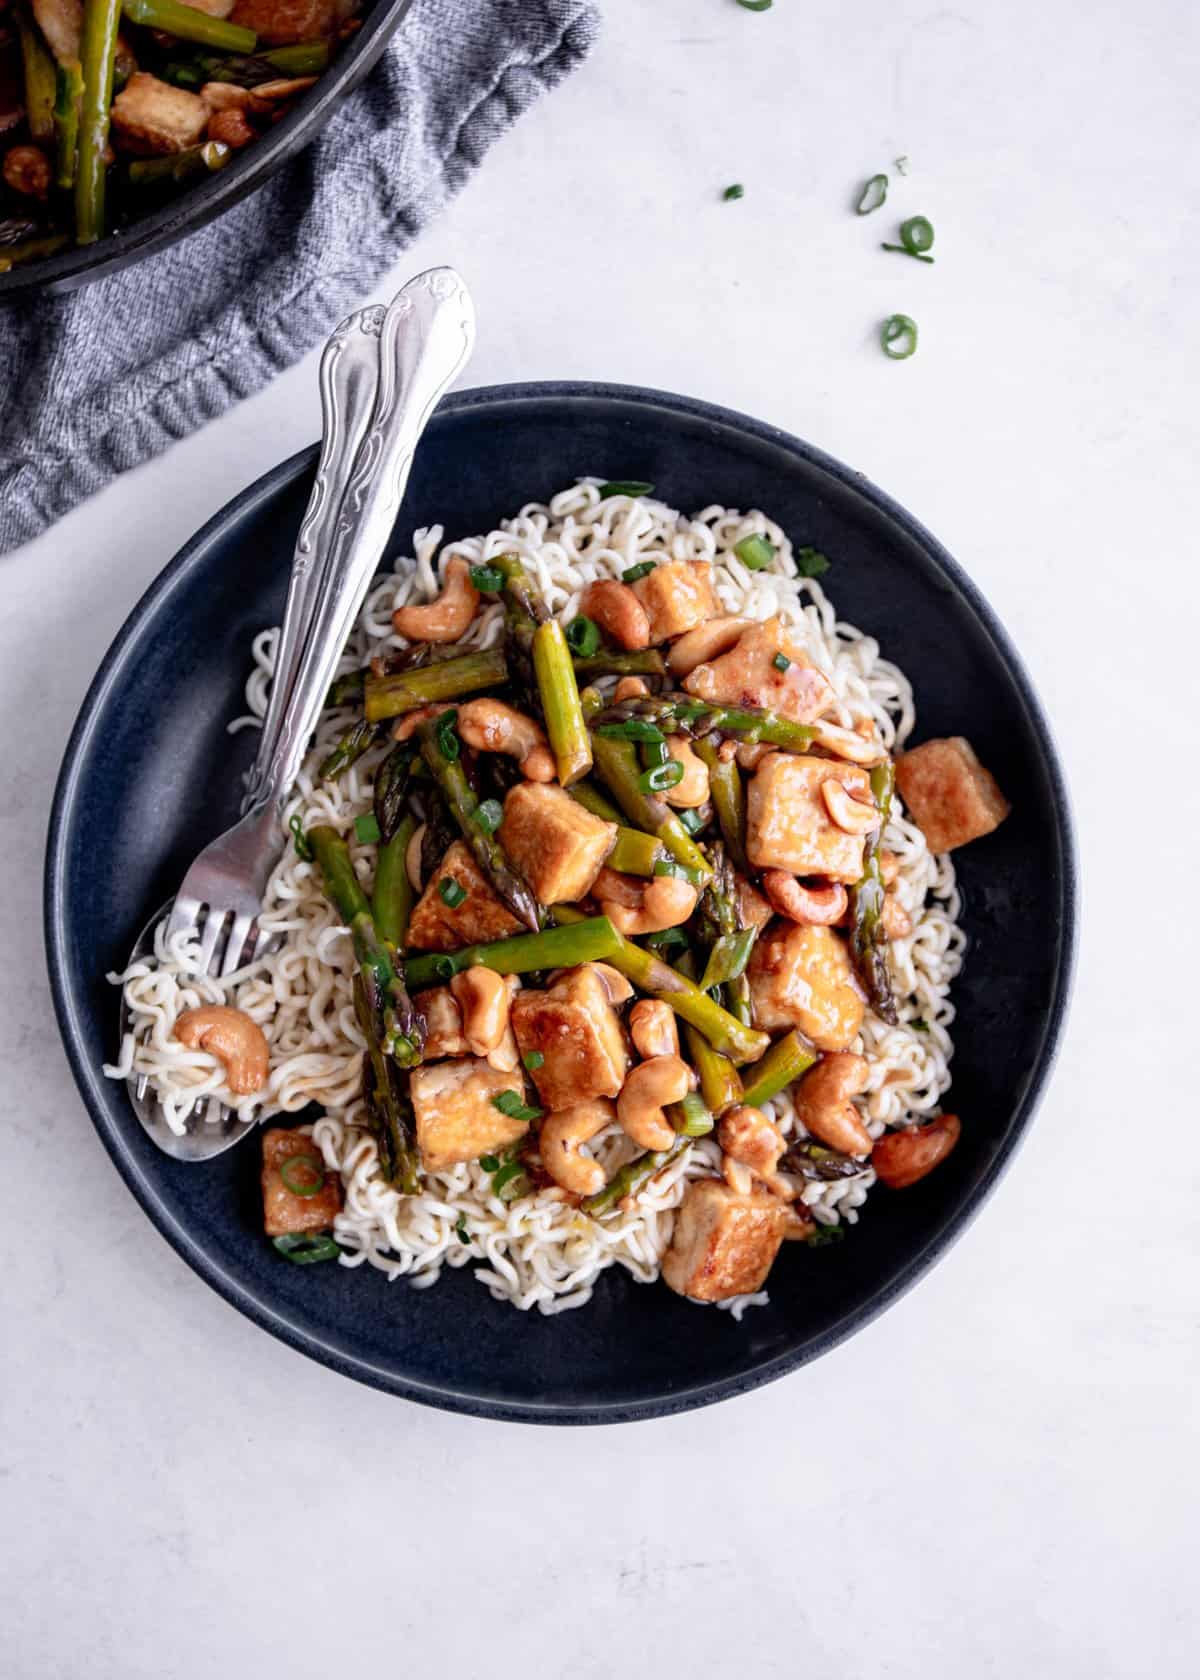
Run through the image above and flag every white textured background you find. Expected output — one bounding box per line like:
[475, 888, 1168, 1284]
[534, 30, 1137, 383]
[4, 1, 1197, 1674]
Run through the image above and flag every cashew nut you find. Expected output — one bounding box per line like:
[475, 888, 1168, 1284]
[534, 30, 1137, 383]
[539, 1099, 616, 1196]
[629, 999, 680, 1060]
[450, 968, 514, 1057]
[2, 145, 51, 200]
[872, 1113, 961, 1189]
[809, 719, 887, 766]
[175, 1005, 269, 1095]
[591, 961, 635, 1004]
[251, 76, 319, 102]
[667, 616, 752, 676]
[580, 579, 651, 650]
[718, 1105, 788, 1191]
[821, 779, 879, 835]
[405, 822, 427, 890]
[392, 557, 480, 643]
[881, 895, 913, 939]
[390, 703, 443, 743]
[762, 870, 849, 926]
[613, 676, 650, 702]
[735, 742, 774, 772]
[793, 1052, 872, 1156]
[594, 869, 699, 936]
[456, 699, 555, 782]
[880, 850, 900, 886]
[662, 736, 710, 809]
[617, 1054, 692, 1151]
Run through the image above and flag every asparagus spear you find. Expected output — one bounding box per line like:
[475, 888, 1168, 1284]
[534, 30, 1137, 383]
[317, 717, 380, 782]
[75, 0, 122, 245]
[126, 141, 232, 187]
[353, 974, 421, 1194]
[122, 0, 257, 51]
[17, 11, 56, 144]
[534, 619, 592, 785]
[373, 741, 418, 843]
[363, 647, 508, 724]
[417, 715, 541, 931]
[782, 1139, 864, 1181]
[593, 693, 814, 754]
[589, 731, 712, 884]
[675, 951, 743, 1114]
[693, 843, 755, 1023]
[607, 827, 666, 876]
[581, 1137, 690, 1217]
[740, 1029, 818, 1108]
[405, 915, 621, 988]
[571, 648, 666, 683]
[568, 778, 622, 824]
[53, 61, 83, 191]
[693, 737, 747, 870]
[168, 41, 331, 86]
[848, 761, 898, 1024]
[0, 232, 69, 271]
[373, 814, 416, 948]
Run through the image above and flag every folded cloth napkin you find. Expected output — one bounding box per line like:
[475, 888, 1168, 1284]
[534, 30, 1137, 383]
[0, 0, 598, 556]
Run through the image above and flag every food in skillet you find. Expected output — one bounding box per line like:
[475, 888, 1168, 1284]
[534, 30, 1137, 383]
[0, 0, 355, 270]
[106, 482, 1009, 1314]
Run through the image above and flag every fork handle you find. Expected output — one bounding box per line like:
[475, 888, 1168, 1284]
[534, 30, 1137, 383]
[245, 268, 476, 819]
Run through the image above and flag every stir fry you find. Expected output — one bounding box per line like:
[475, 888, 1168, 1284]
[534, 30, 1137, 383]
[0, 0, 356, 270]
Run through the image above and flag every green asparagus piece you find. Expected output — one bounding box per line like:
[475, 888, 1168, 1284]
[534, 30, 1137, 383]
[669, 1090, 714, 1137]
[554, 907, 768, 1064]
[363, 647, 508, 724]
[53, 61, 83, 191]
[568, 778, 623, 825]
[0, 232, 69, 271]
[693, 736, 747, 870]
[740, 1030, 819, 1108]
[684, 1021, 743, 1115]
[418, 715, 541, 931]
[75, 0, 122, 245]
[405, 915, 621, 988]
[607, 827, 666, 876]
[782, 1139, 864, 1181]
[581, 1136, 690, 1217]
[122, 0, 257, 51]
[373, 741, 418, 844]
[353, 974, 421, 1194]
[698, 927, 756, 993]
[317, 717, 379, 782]
[263, 39, 331, 74]
[17, 11, 56, 145]
[372, 813, 416, 949]
[571, 648, 666, 683]
[589, 731, 712, 884]
[534, 618, 592, 785]
[126, 141, 232, 187]
[593, 693, 815, 754]
[848, 761, 898, 1024]
[694, 842, 755, 1024]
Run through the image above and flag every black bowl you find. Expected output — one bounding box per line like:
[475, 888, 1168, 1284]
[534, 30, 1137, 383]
[0, 0, 412, 298]
[44, 383, 1076, 1422]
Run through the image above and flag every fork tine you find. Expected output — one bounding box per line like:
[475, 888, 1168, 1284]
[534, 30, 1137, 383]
[197, 909, 228, 977]
[220, 912, 256, 978]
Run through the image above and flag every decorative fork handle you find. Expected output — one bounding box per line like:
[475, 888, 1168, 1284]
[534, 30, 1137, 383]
[244, 268, 476, 818]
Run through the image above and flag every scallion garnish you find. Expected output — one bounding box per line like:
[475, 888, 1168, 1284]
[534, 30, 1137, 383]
[479, 1154, 501, 1172]
[492, 1158, 529, 1200]
[455, 1214, 470, 1244]
[678, 807, 706, 834]
[622, 560, 657, 583]
[735, 0, 772, 9]
[469, 564, 504, 593]
[734, 533, 776, 571]
[474, 798, 503, 834]
[806, 1223, 846, 1248]
[882, 215, 934, 262]
[599, 481, 655, 500]
[565, 614, 601, 657]
[639, 759, 685, 794]
[595, 718, 666, 744]
[272, 1233, 341, 1264]
[723, 183, 745, 201]
[772, 652, 791, 672]
[522, 1050, 544, 1070]
[279, 1153, 325, 1198]
[432, 955, 455, 981]
[895, 155, 909, 175]
[435, 708, 460, 761]
[640, 737, 671, 769]
[856, 173, 888, 215]
[289, 814, 313, 860]
[438, 878, 467, 908]
[881, 313, 918, 359]
[354, 811, 381, 845]
[492, 1090, 542, 1122]
[794, 546, 831, 578]
[910, 1017, 930, 1033]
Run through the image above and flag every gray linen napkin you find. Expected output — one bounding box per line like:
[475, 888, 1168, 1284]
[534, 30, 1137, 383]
[0, 0, 598, 556]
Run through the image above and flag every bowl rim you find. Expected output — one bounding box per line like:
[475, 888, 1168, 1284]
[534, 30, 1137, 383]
[0, 0, 414, 299]
[43, 380, 1078, 1423]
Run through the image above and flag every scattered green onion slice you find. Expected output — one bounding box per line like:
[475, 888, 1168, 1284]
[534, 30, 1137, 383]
[807, 1223, 846, 1248]
[735, 0, 773, 9]
[566, 615, 602, 657]
[599, 481, 655, 500]
[895, 155, 910, 175]
[478, 1154, 501, 1172]
[882, 215, 935, 262]
[595, 718, 666, 744]
[272, 1233, 341, 1264]
[492, 1159, 529, 1199]
[522, 1050, 545, 1070]
[432, 956, 455, 981]
[772, 653, 791, 673]
[492, 1090, 543, 1122]
[856, 173, 887, 215]
[881, 313, 919, 360]
[723, 183, 744, 201]
[455, 1214, 470, 1244]
[288, 814, 312, 860]
[474, 799, 503, 834]
[469, 564, 504, 593]
[794, 546, 831, 578]
[435, 708, 460, 761]
[678, 807, 706, 835]
[640, 759, 685, 794]
[910, 1017, 930, 1033]
[622, 560, 657, 583]
[354, 812, 381, 845]
[734, 533, 776, 571]
[279, 1153, 325, 1198]
[438, 878, 467, 908]
[641, 737, 671, 769]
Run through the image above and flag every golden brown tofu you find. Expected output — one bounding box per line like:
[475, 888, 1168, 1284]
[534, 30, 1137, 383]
[895, 737, 1011, 854]
[662, 1178, 788, 1301]
[631, 560, 716, 641]
[230, 0, 335, 44]
[410, 1058, 530, 1173]
[261, 1128, 342, 1238]
[746, 753, 873, 882]
[682, 617, 835, 725]
[414, 986, 468, 1059]
[406, 841, 524, 952]
[499, 782, 616, 905]
[110, 73, 209, 156]
[748, 922, 864, 1049]
[511, 964, 630, 1110]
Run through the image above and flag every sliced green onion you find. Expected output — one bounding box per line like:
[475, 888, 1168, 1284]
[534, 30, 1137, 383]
[794, 546, 831, 578]
[807, 1223, 846, 1248]
[881, 314, 919, 360]
[910, 1017, 930, 1033]
[438, 878, 467, 908]
[432, 955, 456, 981]
[455, 1214, 470, 1244]
[895, 155, 910, 175]
[882, 215, 935, 263]
[289, 814, 312, 860]
[734, 533, 776, 571]
[723, 183, 744, 201]
[272, 1233, 341, 1264]
[479, 1154, 501, 1172]
[772, 653, 791, 672]
[474, 799, 503, 834]
[595, 718, 667, 744]
[674, 1092, 714, 1137]
[492, 1159, 529, 1200]
[678, 807, 707, 835]
[641, 737, 671, 769]
[622, 560, 657, 583]
[599, 481, 655, 500]
[522, 1050, 545, 1070]
[279, 1153, 325, 1198]
[354, 812, 381, 845]
[856, 173, 888, 215]
[640, 760, 685, 794]
[435, 708, 460, 761]
[566, 615, 602, 657]
[492, 1090, 542, 1122]
[735, 0, 772, 9]
[469, 564, 504, 593]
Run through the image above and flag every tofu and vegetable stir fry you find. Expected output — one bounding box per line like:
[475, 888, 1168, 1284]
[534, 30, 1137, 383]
[108, 484, 1008, 1313]
[0, 0, 355, 270]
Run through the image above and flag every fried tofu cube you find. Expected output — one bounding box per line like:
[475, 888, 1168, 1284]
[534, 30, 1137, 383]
[682, 616, 835, 725]
[413, 986, 468, 1060]
[230, 0, 335, 44]
[662, 1178, 788, 1301]
[895, 737, 1011, 854]
[110, 73, 209, 156]
[747, 922, 864, 1049]
[409, 1058, 530, 1173]
[406, 841, 524, 952]
[499, 782, 616, 905]
[261, 1128, 342, 1237]
[746, 753, 873, 882]
[631, 560, 717, 640]
[511, 964, 629, 1110]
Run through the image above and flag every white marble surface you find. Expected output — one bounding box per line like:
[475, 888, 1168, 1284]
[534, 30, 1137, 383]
[4, 1, 1197, 1673]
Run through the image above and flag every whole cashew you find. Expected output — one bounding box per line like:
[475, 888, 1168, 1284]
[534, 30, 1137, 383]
[881, 895, 913, 938]
[580, 579, 651, 651]
[872, 1113, 961, 1188]
[880, 850, 901, 887]
[821, 780, 879, 835]
[390, 703, 443, 743]
[718, 1104, 788, 1185]
[809, 719, 887, 766]
[591, 961, 635, 1004]
[667, 616, 752, 676]
[617, 1054, 692, 1151]
[456, 699, 555, 782]
[735, 742, 774, 772]
[175, 1005, 269, 1095]
[762, 870, 848, 926]
[629, 999, 680, 1060]
[392, 557, 480, 643]
[613, 676, 650, 702]
[663, 737, 710, 809]
[405, 822, 427, 890]
[793, 1052, 872, 1156]
[540, 1099, 616, 1197]
[596, 870, 699, 936]
[450, 968, 514, 1057]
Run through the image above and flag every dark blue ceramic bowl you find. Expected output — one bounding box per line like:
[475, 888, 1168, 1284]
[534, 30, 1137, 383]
[44, 383, 1076, 1423]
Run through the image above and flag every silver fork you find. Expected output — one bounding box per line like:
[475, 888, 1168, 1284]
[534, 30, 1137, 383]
[122, 267, 477, 1161]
